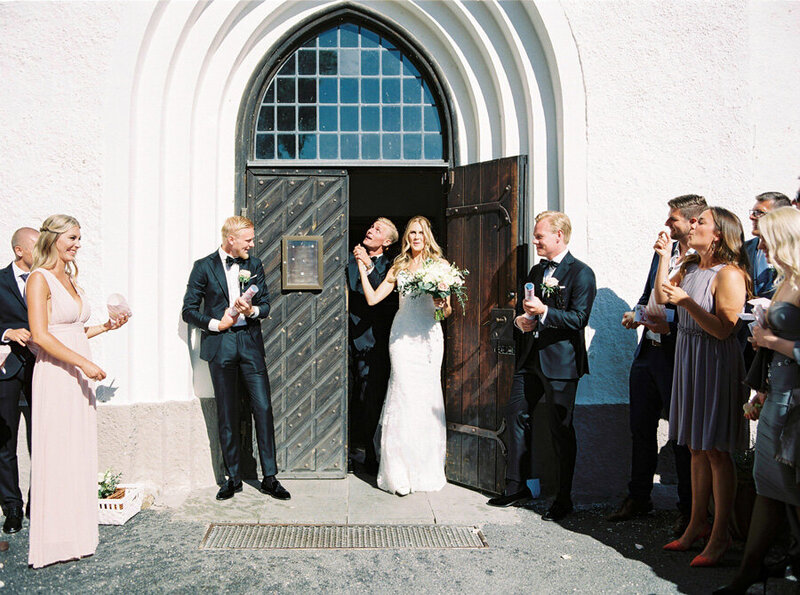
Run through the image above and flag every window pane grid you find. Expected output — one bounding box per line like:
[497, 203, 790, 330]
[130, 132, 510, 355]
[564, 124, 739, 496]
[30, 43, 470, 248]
[253, 23, 443, 162]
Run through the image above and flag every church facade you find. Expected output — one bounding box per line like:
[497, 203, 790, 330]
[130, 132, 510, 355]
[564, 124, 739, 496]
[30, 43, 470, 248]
[2, 0, 798, 504]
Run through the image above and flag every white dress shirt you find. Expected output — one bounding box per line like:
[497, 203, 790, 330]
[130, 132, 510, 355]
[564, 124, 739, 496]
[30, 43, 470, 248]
[1, 262, 29, 344]
[537, 247, 569, 324]
[208, 248, 259, 333]
[515, 248, 569, 332]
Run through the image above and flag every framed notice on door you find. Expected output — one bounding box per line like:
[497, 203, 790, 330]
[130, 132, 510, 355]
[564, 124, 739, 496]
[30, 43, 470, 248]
[281, 235, 323, 291]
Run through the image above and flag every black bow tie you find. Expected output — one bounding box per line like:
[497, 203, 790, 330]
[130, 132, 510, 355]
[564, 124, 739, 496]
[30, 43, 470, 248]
[539, 259, 556, 270]
[225, 256, 244, 267]
[20, 273, 29, 282]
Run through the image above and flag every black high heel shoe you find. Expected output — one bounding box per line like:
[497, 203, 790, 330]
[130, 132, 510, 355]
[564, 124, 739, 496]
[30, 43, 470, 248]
[712, 565, 769, 594]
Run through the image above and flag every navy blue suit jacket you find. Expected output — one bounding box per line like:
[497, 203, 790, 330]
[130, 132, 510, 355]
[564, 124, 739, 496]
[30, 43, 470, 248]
[181, 251, 271, 363]
[515, 252, 597, 379]
[345, 253, 396, 353]
[0, 264, 33, 380]
[632, 248, 679, 360]
[744, 237, 775, 299]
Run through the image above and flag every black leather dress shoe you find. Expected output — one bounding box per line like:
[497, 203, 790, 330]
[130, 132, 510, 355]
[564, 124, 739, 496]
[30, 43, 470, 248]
[215, 480, 243, 501]
[3, 508, 23, 534]
[486, 489, 530, 508]
[606, 497, 653, 522]
[671, 510, 691, 538]
[260, 477, 291, 500]
[542, 501, 573, 522]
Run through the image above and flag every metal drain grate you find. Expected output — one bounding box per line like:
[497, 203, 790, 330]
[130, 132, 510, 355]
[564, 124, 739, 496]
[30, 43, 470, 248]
[199, 524, 488, 550]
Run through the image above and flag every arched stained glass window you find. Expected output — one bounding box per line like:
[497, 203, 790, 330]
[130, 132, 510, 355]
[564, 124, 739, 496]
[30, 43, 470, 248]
[253, 23, 445, 163]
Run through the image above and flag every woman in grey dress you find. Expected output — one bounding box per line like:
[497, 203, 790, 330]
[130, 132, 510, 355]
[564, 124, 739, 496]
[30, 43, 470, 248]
[716, 207, 800, 593]
[654, 207, 750, 567]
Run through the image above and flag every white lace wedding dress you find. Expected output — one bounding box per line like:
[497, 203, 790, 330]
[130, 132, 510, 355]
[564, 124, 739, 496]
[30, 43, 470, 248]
[375, 292, 447, 495]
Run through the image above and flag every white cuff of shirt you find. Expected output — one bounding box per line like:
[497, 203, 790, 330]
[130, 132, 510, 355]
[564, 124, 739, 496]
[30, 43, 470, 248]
[247, 306, 260, 319]
[1, 330, 9, 344]
[209, 319, 221, 333]
[539, 306, 549, 324]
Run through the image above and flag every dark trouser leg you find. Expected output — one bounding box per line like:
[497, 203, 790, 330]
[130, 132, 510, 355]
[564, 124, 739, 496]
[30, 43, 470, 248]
[208, 362, 242, 482]
[628, 356, 662, 502]
[239, 333, 277, 478]
[362, 347, 389, 466]
[548, 380, 578, 506]
[504, 371, 541, 495]
[0, 373, 24, 513]
[672, 441, 692, 514]
[348, 350, 368, 454]
[724, 495, 784, 589]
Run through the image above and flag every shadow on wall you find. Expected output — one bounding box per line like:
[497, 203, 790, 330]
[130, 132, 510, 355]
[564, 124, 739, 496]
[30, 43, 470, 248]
[574, 288, 637, 503]
[530, 287, 639, 504]
[580, 287, 638, 405]
[180, 315, 226, 484]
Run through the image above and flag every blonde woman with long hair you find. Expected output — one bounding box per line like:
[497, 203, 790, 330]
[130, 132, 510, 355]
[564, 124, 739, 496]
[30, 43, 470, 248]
[26, 215, 128, 568]
[717, 207, 800, 593]
[357, 216, 450, 495]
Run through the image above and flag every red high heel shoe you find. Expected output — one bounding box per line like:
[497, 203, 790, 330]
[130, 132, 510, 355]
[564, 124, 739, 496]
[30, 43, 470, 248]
[690, 537, 732, 567]
[663, 525, 712, 551]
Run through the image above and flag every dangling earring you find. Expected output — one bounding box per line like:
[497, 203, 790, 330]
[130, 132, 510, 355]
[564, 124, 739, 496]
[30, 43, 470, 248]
[710, 240, 716, 254]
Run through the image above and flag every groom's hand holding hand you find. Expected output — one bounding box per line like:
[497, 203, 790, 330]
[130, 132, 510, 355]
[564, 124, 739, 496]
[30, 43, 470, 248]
[353, 245, 372, 270]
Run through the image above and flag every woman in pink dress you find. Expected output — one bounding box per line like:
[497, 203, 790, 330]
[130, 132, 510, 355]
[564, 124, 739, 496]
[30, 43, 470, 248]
[26, 215, 128, 568]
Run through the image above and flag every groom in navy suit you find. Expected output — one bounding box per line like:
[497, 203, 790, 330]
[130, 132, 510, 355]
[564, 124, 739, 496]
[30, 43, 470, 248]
[0, 227, 38, 533]
[346, 218, 398, 473]
[182, 216, 289, 502]
[488, 211, 596, 521]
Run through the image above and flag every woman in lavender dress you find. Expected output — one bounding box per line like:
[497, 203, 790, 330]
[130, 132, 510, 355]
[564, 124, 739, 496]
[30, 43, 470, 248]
[654, 207, 750, 567]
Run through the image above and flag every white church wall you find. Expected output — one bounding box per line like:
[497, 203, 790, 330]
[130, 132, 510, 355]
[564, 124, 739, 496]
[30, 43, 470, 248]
[3, 0, 800, 501]
[0, 1, 127, 397]
[561, 0, 800, 406]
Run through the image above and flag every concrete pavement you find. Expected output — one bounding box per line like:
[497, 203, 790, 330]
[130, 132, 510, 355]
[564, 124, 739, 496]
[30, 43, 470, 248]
[1, 474, 799, 593]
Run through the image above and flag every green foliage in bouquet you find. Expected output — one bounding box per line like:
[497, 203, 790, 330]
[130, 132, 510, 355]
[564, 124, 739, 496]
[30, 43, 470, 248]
[98, 469, 123, 499]
[396, 259, 469, 320]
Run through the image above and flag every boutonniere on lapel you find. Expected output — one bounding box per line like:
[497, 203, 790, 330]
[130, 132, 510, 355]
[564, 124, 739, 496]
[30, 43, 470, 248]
[541, 277, 566, 308]
[541, 277, 560, 298]
[238, 269, 252, 293]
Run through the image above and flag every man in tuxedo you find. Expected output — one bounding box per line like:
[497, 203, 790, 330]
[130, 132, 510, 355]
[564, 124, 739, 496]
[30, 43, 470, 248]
[744, 191, 791, 298]
[346, 218, 398, 474]
[487, 211, 596, 522]
[607, 194, 706, 535]
[739, 192, 792, 367]
[182, 216, 289, 501]
[0, 227, 38, 533]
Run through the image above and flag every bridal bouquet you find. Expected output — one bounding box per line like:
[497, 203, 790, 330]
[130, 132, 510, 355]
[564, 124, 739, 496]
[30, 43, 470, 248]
[397, 259, 469, 321]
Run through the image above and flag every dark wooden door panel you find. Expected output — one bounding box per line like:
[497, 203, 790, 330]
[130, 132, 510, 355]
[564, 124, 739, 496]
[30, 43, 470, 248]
[246, 168, 349, 478]
[445, 156, 527, 494]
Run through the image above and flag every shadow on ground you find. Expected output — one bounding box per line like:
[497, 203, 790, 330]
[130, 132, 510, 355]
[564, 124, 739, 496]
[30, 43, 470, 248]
[524, 502, 799, 595]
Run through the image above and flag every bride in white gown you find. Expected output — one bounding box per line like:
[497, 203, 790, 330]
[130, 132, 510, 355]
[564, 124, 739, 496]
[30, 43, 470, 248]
[357, 216, 451, 495]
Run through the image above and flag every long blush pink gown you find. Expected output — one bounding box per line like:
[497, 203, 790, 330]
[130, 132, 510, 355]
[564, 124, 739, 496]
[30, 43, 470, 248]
[28, 268, 98, 568]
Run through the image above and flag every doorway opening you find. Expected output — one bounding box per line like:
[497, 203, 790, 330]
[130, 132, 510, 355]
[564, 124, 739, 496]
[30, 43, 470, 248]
[345, 166, 446, 474]
[348, 167, 447, 255]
